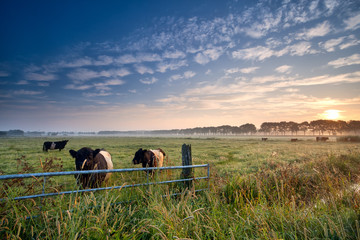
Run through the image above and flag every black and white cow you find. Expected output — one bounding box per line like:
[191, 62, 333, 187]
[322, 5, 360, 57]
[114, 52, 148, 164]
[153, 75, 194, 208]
[132, 148, 166, 174]
[69, 147, 113, 188]
[43, 140, 69, 152]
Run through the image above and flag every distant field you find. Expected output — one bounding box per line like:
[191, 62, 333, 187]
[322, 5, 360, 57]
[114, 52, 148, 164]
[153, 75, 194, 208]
[0, 135, 357, 175]
[1, 136, 359, 239]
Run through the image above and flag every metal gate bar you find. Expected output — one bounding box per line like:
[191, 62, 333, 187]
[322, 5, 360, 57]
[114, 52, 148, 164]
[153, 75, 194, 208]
[1, 164, 210, 201]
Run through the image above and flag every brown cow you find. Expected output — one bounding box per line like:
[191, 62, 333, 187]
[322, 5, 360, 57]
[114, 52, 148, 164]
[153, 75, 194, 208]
[316, 137, 329, 142]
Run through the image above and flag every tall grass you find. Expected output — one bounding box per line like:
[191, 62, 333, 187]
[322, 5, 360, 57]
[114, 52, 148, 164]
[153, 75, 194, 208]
[0, 137, 360, 239]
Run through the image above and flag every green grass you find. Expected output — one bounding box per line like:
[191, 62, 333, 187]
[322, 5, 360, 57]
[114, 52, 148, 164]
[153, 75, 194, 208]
[0, 136, 360, 239]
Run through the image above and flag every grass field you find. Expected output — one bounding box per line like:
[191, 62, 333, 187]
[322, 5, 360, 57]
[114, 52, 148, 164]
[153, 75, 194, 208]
[1, 136, 360, 239]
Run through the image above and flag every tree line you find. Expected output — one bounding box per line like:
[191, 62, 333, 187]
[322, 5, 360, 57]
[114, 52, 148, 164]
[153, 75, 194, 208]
[1, 120, 360, 136]
[149, 120, 360, 136]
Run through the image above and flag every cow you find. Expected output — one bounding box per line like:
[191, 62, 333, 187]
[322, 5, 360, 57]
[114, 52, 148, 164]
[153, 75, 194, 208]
[69, 147, 113, 189]
[132, 148, 166, 175]
[43, 140, 69, 152]
[291, 138, 298, 142]
[316, 137, 329, 142]
[262, 138, 268, 141]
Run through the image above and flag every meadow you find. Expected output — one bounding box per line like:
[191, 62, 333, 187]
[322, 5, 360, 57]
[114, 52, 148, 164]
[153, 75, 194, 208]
[0, 136, 360, 239]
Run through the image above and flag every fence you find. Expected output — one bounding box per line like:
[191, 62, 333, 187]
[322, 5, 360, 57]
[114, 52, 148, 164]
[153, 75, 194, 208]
[0, 164, 210, 201]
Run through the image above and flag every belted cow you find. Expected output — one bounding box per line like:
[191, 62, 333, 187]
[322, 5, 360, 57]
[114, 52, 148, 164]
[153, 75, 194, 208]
[132, 148, 166, 174]
[43, 140, 69, 152]
[69, 147, 113, 188]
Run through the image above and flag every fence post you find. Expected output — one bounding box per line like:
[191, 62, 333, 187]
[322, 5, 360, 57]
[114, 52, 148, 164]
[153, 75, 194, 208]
[181, 144, 193, 189]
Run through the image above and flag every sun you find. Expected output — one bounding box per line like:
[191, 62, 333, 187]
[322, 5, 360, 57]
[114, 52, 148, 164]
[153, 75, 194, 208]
[322, 109, 340, 120]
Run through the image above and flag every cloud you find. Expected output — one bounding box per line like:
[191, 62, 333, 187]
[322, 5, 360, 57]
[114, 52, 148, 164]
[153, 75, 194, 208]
[288, 41, 316, 56]
[116, 54, 138, 64]
[328, 54, 360, 68]
[169, 71, 196, 82]
[344, 13, 360, 30]
[25, 72, 57, 81]
[272, 71, 360, 88]
[116, 53, 161, 65]
[56, 57, 93, 68]
[319, 37, 345, 52]
[225, 67, 259, 74]
[243, 10, 282, 38]
[339, 35, 360, 50]
[194, 47, 223, 65]
[232, 46, 275, 61]
[275, 65, 292, 74]
[94, 79, 125, 90]
[134, 64, 154, 75]
[93, 55, 114, 66]
[240, 67, 259, 74]
[67, 68, 131, 81]
[163, 50, 186, 59]
[64, 84, 92, 90]
[83, 91, 112, 97]
[67, 68, 99, 81]
[0, 71, 10, 77]
[194, 53, 210, 65]
[183, 71, 196, 79]
[140, 77, 158, 85]
[14, 90, 43, 95]
[157, 59, 187, 73]
[251, 75, 294, 84]
[296, 21, 331, 40]
[16, 80, 29, 85]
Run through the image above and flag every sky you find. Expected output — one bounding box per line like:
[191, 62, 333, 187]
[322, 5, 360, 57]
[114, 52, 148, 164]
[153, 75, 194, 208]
[0, 0, 359, 132]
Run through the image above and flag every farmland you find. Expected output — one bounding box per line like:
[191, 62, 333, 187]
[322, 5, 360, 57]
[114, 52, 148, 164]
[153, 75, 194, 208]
[1, 136, 360, 239]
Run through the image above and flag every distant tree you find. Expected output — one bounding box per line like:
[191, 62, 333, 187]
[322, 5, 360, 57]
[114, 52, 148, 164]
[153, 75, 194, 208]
[8, 129, 24, 136]
[336, 120, 349, 135]
[288, 121, 299, 135]
[348, 120, 360, 134]
[310, 120, 328, 135]
[299, 121, 309, 135]
[259, 122, 276, 135]
[278, 121, 288, 135]
[239, 123, 257, 135]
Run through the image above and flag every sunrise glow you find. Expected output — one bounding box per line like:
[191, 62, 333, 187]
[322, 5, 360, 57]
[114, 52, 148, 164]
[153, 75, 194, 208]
[322, 110, 341, 120]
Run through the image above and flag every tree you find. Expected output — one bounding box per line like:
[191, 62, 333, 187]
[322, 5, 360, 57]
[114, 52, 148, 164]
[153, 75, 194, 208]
[239, 123, 257, 135]
[288, 121, 299, 135]
[348, 120, 360, 134]
[299, 121, 309, 135]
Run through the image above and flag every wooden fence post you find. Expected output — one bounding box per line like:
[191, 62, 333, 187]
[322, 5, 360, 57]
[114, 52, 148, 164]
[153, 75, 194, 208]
[181, 144, 193, 189]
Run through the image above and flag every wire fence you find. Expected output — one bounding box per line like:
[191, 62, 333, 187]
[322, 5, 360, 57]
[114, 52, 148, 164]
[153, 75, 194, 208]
[0, 164, 210, 201]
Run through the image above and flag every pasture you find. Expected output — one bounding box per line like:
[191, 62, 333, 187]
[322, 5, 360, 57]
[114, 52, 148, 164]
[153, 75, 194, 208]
[1, 136, 360, 239]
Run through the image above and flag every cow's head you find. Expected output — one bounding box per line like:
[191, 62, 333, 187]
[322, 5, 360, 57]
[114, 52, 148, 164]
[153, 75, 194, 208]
[69, 147, 100, 170]
[133, 148, 146, 165]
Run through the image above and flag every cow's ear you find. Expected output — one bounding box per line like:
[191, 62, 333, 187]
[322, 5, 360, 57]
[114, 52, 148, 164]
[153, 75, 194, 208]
[93, 149, 101, 157]
[69, 150, 77, 158]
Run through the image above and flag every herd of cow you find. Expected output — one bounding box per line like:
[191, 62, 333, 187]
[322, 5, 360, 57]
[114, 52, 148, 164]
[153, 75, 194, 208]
[42, 136, 330, 189]
[42, 140, 166, 189]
